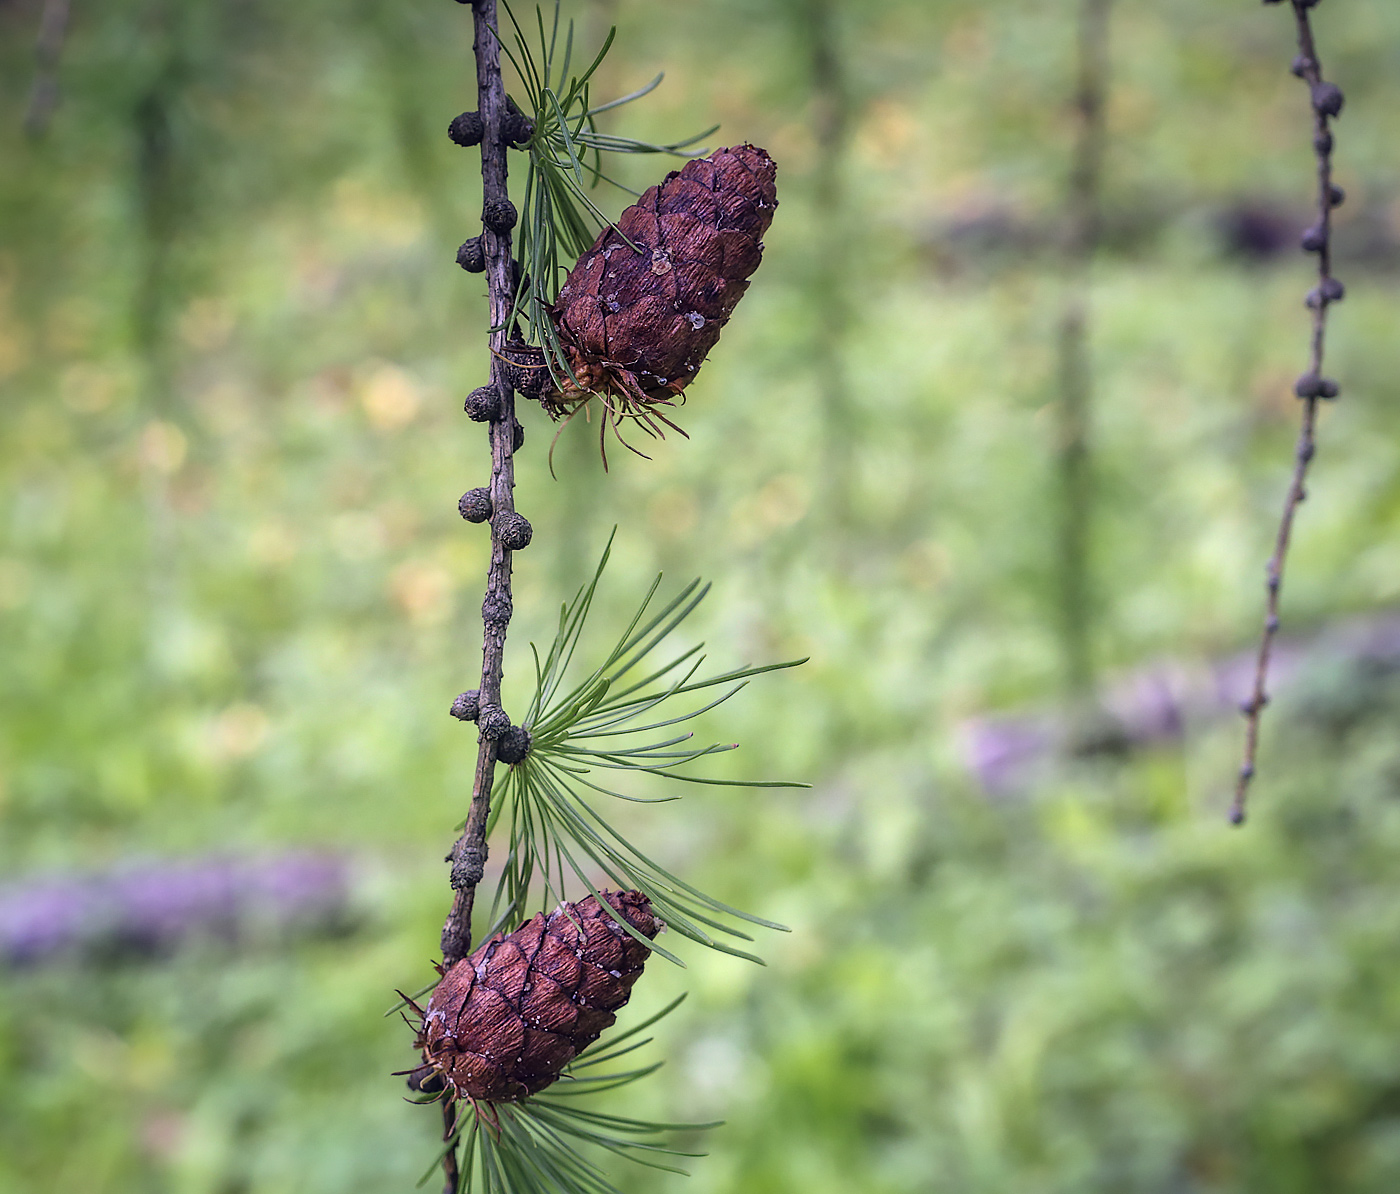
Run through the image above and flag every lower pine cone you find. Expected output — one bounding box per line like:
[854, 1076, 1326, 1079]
[417, 891, 661, 1103]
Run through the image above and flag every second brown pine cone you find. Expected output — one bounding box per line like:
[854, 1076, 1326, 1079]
[547, 144, 778, 410]
[418, 890, 661, 1103]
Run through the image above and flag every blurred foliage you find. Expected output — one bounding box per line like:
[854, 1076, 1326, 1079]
[4, 0, 1400, 1191]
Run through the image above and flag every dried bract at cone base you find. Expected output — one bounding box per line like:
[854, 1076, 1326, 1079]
[414, 890, 662, 1104]
[544, 144, 778, 443]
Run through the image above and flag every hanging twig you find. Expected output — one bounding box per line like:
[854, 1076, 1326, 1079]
[440, 0, 523, 971]
[1232, 0, 1346, 825]
[414, 10, 794, 1190]
[433, 6, 524, 1193]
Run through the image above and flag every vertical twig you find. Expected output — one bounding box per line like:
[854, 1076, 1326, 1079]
[1232, 0, 1346, 824]
[433, 6, 521, 1190]
[440, 0, 521, 974]
[1055, 0, 1110, 705]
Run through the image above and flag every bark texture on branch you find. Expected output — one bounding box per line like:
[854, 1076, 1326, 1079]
[433, 7, 521, 1187]
[440, 0, 520, 972]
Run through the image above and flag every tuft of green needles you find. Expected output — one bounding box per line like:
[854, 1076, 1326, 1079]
[492, 2, 715, 380]
[424, 996, 720, 1194]
[483, 533, 807, 965]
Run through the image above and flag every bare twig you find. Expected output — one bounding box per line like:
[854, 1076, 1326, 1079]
[1232, 0, 1346, 825]
[431, 7, 525, 1192]
[1055, 0, 1111, 706]
[440, 0, 521, 971]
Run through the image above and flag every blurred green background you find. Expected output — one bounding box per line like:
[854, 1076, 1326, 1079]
[6, 0, 1400, 1190]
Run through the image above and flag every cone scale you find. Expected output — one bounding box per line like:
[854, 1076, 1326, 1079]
[416, 890, 662, 1104]
[546, 144, 778, 414]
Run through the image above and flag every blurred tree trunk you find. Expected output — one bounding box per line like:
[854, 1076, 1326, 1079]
[805, 0, 855, 525]
[130, 4, 199, 672]
[132, 54, 184, 403]
[22, 0, 71, 138]
[1056, 0, 1111, 707]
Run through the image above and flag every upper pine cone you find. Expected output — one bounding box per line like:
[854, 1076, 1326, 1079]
[417, 891, 661, 1103]
[548, 144, 777, 411]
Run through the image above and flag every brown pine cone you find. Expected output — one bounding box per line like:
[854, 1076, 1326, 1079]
[416, 890, 662, 1103]
[547, 144, 777, 417]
